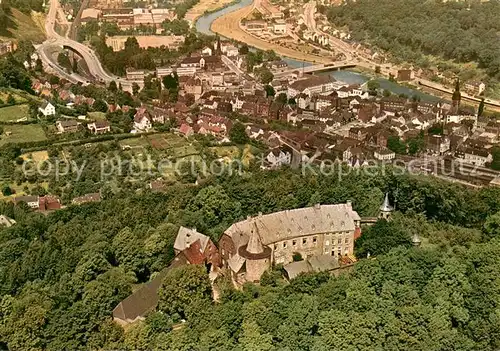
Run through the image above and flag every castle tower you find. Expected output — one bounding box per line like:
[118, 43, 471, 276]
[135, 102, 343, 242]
[379, 193, 394, 220]
[238, 221, 272, 282]
[451, 78, 461, 115]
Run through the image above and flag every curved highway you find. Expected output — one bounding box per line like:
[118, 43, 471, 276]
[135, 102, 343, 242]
[38, 0, 130, 88]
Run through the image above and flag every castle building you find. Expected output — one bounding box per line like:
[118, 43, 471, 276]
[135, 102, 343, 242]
[219, 203, 361, 284]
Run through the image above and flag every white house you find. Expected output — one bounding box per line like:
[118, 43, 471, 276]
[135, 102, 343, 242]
[88, 121, 111, 134]
[39, 101, 56, 116]
[462, 148, 492, 167]
[374, 148, 396, 161]
[288, 76, 336, 98]
[265, 148, 291, 168]
[273, 19, 287, 34]
[246, 125, 264, 139]
[223, 45, 239, 57]
[133, 111, 152, 132]
[201, 46, 213, 56]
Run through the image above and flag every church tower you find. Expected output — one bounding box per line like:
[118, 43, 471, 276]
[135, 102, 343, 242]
[379, 193, 394, 220]
[451, 78, 461, 115]
[215, 35, 222, 56]
[239, 222, 272, 282]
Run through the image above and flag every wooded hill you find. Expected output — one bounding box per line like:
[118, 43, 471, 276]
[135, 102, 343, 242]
[325, 0, 500, 80]
[1, 168, 500, 349]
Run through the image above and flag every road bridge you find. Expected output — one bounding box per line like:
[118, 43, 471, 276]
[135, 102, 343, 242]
[274, 61, 358, 77]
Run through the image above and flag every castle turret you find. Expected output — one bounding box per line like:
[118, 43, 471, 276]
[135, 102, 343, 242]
[379, 193, 394, 220]
[238, 221, 272, 282]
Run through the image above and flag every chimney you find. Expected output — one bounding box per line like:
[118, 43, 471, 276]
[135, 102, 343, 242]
[258, 212, 263, 217]
[346, 200, 352, 208]
[314, 203, 321, 210]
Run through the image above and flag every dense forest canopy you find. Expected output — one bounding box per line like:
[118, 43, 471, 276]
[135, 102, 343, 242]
[325, 0, 500, 79]
[1, 168, 500, 349]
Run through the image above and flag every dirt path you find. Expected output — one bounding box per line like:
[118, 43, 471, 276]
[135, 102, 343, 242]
[210, 4, 333, 64]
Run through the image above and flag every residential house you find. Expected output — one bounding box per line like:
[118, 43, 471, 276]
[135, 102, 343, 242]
[133, 109, 152, 131]
[87, 121, 111, 134]
[425, 135, 450, 155]
[38, 196, 62, 212]
[178, 123, 194, 137]
[201, 46, 213, 56]
[246, 125, 264, 139]
[396, 69, 414, 82]
[39, 101, 56, 116]
[460, 147, 492, 167]
[265, 147, 292, 168]
[14, 195, 40, 209]
[464, 81, 486, 96]
[72, 192, 101, 205]
[56, 120, 80, 133]
[374, 148, 395, 161]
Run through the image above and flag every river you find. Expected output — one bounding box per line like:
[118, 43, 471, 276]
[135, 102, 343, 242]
[195, 2, 441, 102]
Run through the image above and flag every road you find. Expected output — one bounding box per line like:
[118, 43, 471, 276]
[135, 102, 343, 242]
[38, 0, 132, 89]
[221, 55, 254, 80]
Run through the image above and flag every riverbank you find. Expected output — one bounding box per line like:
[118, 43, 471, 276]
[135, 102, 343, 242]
[210, 2, 332, 64]
[185, 0, 237, 25]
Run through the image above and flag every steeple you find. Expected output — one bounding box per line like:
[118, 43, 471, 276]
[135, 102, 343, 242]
[215, 35, 222, 56]
[379, 193, 394, 220]
[452, 78, 461, 114]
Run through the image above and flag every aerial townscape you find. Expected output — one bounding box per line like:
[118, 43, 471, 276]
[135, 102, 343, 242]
[1, 0, 500, 349]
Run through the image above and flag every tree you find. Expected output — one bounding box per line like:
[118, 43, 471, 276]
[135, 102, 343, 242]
[383, 89, 391, 97]
[6, 94, 15, 105]
[256, 67, 274, 85]
[276, 93, 287, 104]
[157, 265, 212, 318]
[109, 81, 118, 93]
[366, 80, 380, 94]
[229, 121, 250, 145]
[264, 84, 275, 97]
[387, 135, 406, 154]
[478, 98, 485, 117]
[2, 184, 13, 196]
[375, 65, 381, 74]
[132, 83, 140, 96]
[355, 219, 412, 257]
[239, 44, 249, 55]
[93, 99, 108, 112]
[491, 147, 500, 171]
[35, 58, 43, 72]
[57, 52, 72, 71]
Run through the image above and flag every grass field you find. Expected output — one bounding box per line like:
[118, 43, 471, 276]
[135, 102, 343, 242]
[119, 137, 150, 150]
[0, 9, 46, 43]
[0, 104, 30, 122]
[21, 150, 49, 162]
[146, 133, 199, 158]
[87, 112, 108, 121]
[0, 124, 47, 146]
[0, 91, 28, 104]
